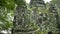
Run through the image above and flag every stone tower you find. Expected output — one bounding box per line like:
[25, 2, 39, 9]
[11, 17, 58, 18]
[29, 0, 48, 33]
[12, 0, 40, 34]
[29, 0, 46, 25]
[48, 4, 59, 33]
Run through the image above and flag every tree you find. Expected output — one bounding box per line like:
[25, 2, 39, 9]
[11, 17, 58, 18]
[0, 0, 15, 34]
[0, 7, 13, 34]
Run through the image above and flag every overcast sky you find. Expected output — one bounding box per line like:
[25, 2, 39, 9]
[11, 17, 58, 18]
[26, 0, 52, 3]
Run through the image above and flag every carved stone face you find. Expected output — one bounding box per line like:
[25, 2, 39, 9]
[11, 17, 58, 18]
[16, 6, 27, 25]
[30, 0, 45, 7]
[49, 5, 57, 13]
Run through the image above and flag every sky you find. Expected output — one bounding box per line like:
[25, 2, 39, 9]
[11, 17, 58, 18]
[44, 0, 52, 3]
[26, 0, 52, 3]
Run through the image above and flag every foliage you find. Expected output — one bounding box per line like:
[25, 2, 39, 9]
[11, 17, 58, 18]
[0, 0, 15, 10]
[0, 0, 60, 34]
[0, 6, 14, 34]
